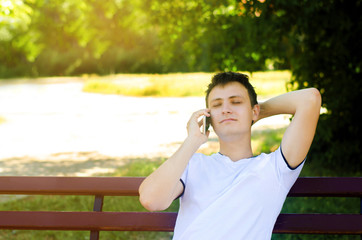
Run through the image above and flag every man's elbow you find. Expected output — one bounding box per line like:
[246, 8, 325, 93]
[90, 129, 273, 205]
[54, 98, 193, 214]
[139, 191, 169, 212]
[306, 88, 322, 110]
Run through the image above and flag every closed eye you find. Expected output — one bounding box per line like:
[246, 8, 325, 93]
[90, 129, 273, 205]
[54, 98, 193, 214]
[229, 96, 243, 104]
[212, 103, 221, 108]
[232, 101, 241, 104]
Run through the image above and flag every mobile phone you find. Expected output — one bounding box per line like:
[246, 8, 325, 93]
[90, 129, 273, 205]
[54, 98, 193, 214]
[203, 115, 211, 134]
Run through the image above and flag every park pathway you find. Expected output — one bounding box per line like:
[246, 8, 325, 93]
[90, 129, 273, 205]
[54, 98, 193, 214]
[0, 78, 289, 176]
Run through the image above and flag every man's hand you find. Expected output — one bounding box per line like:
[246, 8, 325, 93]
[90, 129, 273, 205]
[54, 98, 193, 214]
[186, 109, 211, 145]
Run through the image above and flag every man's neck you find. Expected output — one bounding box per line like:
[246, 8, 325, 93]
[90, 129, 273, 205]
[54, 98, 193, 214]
[218, 134, 253, 162]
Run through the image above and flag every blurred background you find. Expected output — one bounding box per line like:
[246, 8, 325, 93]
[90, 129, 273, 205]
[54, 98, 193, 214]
[0, 0, 361, 239]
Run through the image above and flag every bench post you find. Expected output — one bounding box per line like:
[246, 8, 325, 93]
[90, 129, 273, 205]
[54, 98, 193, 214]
[90, 195, 104, 240]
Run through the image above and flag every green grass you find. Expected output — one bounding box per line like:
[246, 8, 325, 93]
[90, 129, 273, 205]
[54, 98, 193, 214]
[82, 71, 291, 98]
[0, 127, 359, 239]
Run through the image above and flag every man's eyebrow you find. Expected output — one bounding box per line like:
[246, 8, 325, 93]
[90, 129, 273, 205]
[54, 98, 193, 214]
[229, 95, 244, 99]
[210, 95, 245, 103]
[210, 98, 223, 102]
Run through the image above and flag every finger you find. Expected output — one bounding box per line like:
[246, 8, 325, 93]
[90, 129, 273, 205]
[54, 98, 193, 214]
[197, 118, 203, 127]
[188, 109, 210, 131]
[205, 108, 211, 117]
[192, 109, 210, 119]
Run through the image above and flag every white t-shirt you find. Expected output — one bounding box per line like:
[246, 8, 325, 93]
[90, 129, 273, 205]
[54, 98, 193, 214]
[173, 147, 304, 240]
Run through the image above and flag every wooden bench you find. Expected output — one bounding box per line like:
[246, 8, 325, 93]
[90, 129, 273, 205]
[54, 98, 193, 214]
[0, 176, 361, 239]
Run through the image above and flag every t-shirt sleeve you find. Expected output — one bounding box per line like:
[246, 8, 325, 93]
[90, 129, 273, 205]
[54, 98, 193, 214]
[180, 162, 189, 186]
[177, 156, 191, 199]
[178, 153, 201, 199]
[174, 168, 188, 200]
[273, 146, 305, 191]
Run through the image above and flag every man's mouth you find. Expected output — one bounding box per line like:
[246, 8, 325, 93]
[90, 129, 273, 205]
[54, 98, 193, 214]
[220, 118, 237, 123]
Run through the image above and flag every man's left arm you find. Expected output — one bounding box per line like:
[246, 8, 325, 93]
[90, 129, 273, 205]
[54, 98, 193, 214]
[256, 88, 322, 168]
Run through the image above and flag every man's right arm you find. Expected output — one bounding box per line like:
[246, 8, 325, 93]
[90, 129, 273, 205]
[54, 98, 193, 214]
[138, 109, 209, 212]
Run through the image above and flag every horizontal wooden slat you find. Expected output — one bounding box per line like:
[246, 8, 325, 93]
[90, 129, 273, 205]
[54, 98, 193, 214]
[0, 211, 177, 231]
[0, 177, 362, 197]
[0, 177, 144, 196]
[274, 213, 362, 234]
[288, 177, 362, 197]
[0, 212, 361, 234]
[0, 177, 361, 197]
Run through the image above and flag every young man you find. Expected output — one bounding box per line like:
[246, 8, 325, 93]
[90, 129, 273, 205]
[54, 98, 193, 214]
[139, 72, 321, 239]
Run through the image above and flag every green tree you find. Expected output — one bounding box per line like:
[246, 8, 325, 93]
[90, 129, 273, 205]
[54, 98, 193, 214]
[0, 0, 39, 77]
[144, 0, 264, 72]
[241, 0, 362, 171]
[146, 0, 361, 171]
[0, 0, 162, 77]
[31, 0, 162, 75]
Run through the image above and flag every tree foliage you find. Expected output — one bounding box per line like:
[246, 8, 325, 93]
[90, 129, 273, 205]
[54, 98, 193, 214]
[244, 0, 362, 171]
[144, 0, 282, 72]
[147, 0, 362, 171]
[0, 0, 161, 77]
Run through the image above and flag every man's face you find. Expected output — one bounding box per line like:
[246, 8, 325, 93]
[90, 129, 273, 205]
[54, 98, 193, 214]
[207, 82, 259, 139]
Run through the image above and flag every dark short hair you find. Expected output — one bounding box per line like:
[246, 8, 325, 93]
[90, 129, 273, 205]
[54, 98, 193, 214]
[205, 72, 258, 107]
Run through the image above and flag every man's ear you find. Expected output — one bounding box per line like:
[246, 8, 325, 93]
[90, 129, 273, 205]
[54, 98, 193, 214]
[251, 104, 260, 125]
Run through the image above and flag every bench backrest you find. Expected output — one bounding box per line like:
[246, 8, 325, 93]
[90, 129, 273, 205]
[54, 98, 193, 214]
[0, 176, 361, 239]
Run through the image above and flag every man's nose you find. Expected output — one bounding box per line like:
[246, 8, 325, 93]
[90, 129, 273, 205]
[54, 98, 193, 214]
[222, 103, 232, 114]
